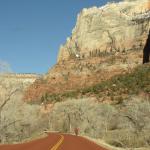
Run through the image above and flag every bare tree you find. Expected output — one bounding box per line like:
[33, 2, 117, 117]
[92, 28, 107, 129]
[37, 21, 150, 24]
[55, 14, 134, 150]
[0, 88, 19, 143]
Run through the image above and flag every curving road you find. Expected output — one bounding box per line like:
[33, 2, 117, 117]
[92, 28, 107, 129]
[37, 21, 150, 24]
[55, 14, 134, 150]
[0, 133, 108, 150]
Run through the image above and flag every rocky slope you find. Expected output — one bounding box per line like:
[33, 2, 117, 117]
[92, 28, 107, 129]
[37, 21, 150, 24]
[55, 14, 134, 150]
[24, 0, 150, 102]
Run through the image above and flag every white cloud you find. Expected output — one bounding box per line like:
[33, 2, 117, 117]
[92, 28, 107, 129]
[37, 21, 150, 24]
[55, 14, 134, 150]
[0, 60, 12, 73]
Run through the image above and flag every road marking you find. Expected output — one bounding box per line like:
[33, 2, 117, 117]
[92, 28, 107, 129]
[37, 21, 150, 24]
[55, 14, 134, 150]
[50, 135, 64, 150]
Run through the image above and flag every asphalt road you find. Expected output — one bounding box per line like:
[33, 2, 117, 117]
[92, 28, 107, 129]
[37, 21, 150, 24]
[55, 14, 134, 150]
[0, 133, 108, 150]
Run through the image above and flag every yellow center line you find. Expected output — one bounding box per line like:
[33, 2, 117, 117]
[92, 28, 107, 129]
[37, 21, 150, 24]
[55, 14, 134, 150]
[50, 135, 64, 150]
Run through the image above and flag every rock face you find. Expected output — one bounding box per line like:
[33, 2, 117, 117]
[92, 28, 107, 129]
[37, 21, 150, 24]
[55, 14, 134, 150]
[57, 0, 150, 62]
[0, 73, 39, 98]
[0, 73, 39, 83]
[25, 0, 150, 102]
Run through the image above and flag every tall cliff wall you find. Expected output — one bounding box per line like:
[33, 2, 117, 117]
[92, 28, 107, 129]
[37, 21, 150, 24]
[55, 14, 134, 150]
[57, 0, 150, 62]
[25, 0, 150, 101]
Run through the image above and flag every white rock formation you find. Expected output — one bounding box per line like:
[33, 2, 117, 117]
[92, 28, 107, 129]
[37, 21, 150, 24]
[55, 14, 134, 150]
[57, 0, 150, 62]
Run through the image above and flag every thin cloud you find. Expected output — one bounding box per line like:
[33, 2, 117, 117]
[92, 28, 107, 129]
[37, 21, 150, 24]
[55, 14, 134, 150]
[12, 26, 26, 32]
[0, 60, 12, 73]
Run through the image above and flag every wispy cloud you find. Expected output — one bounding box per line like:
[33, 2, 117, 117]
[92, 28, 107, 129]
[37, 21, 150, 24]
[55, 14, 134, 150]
[0, 60, 12, 73]
[12, 26, 26, 32]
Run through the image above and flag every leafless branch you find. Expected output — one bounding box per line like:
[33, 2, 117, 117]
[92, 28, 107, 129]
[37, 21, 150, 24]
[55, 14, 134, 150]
[0, 89, 19, 112]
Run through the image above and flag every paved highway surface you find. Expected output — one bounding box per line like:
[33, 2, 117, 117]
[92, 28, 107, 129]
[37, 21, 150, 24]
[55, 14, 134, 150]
[0, 133, 108, 150]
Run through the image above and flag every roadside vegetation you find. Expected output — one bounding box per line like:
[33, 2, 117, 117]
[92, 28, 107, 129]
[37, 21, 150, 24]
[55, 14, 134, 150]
[0, 75, 48, 144]
[48, 97, 150, 148]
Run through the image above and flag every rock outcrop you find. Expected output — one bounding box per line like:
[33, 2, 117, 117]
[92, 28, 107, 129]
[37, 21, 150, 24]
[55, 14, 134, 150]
[25, 0, 150, 102]
[57, 0, 150, 62]
[0, 73, 39, 102]
[0, 73, 40, 84]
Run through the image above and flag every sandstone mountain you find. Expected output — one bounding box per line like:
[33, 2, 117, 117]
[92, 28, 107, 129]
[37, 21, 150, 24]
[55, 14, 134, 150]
[24, 0, 150, 101]
[57, 0, 150, 62]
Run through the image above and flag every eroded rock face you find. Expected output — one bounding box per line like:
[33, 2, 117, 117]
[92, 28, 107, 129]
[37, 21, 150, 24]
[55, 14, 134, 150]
[0, 73, 39, 97]
[25, 0, 150, 102]
[57, 0, 150, 62]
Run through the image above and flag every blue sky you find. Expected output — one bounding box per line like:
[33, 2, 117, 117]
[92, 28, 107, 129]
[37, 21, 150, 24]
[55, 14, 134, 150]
[0, 0, 109, 74]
